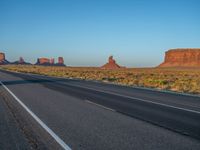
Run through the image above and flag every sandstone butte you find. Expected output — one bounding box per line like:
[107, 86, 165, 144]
[12, 57, 31, 65]
[18, 57, 25, 64]
[101, 56, 125, 69]
[36, 57, 65, 66]
[159, 48, 200, 67]
[58, 57, 64, 64]
[36, 58, 50, 65]
[0, 52, 9, 64]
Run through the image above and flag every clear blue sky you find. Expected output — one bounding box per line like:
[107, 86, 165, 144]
[1, 0, 200, 67]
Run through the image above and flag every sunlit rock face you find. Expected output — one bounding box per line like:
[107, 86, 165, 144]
[0, 52, 9, 65]
[35, 57, 65, 66]
[101, 56, 125, 69]
[159, 49, 200, 67]
[0, 53, 5, 61]
[36, 58, 50, 65]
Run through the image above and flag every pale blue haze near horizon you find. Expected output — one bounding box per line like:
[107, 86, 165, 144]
[0, 0, 200, 67]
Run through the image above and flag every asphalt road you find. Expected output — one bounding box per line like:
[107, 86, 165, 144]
[0, 69, 200, 150]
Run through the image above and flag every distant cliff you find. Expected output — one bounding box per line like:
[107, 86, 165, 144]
[159, 48, 200, 67]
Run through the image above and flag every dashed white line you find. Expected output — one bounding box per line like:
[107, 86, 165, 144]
[85, 100, 116, 112]
[0, 81, 71, 150]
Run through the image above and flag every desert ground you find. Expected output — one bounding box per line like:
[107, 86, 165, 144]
[1, 65, 200, 95]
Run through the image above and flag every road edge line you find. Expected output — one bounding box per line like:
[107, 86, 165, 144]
[0, 81, 71, 150]
[67, 83, 200, 115]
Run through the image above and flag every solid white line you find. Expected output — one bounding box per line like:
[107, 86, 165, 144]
[0, 81, 71, 150]
[85, 100, 116, 112]
[68, 83, 200, 115]
[16, 72, 200, 115]
[20, 72, 200, 115]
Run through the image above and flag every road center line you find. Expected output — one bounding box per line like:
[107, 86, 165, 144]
[85, 100, 116, 112]
[0, 81, 71, 150]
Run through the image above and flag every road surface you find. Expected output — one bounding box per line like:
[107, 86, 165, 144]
[0, 69, 200, 150]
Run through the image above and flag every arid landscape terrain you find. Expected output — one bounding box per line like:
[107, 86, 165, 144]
[1, 65, 200, 95]
[1, 48, 200, 95]
[1, 1, 200, 149]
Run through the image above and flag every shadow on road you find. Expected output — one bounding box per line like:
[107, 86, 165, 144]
[1, 78, 66, 86]
[0, 69, 69, 86]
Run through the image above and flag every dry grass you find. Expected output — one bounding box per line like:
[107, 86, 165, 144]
[1, 65, 200, 95]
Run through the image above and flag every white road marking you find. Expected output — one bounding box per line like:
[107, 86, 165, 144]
[13, 72, 200, 115]
[66, 83, 200, 115]
[85, 100, 116, 112]
[3, 69, 200, 115]
[12, 69, 200, 98]
[19, 72, 200, 115]
[0, 81, 71, 150]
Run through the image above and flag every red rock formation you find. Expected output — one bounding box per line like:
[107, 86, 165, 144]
[159, 48, 200, 67]
[37, 58, 50, 64]
[101, 56, 125, 69]
[50, 58, 55, 64]
[19, 57, 25, 64]
[36, 57, 65, 66]
[0, 52, 9, 64]
[0, 53, 5, 61]
[58, 57, 64, 64]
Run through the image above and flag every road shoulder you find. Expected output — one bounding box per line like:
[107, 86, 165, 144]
[0, 85, 63, 150]
[0, 94, 30, 150]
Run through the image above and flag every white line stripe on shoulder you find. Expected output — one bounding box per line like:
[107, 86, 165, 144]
[0, 81, 71, 150]
[19, 73, 200, 115]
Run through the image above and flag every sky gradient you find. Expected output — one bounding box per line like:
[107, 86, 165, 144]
[1, 0, 200, 67]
